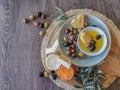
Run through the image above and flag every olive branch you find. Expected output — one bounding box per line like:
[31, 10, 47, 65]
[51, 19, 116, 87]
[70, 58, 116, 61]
[74, 65, 105, 90]
[55, 7, 68, 25]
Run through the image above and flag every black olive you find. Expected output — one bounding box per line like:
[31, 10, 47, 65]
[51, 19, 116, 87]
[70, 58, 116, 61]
[39, 23, 44, 28]
[63, 42, 70, 47]
[89, 45, 96, 51]
[36, 12, 42, 17]
[91, 25, 97, 27]
[51, 75, 57, 80]
[50, 70, 55, 74]
[96, 35, 101, 40]
[39, 72, 44, 77]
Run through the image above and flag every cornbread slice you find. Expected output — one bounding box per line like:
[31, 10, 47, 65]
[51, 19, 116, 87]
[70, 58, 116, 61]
[80, 32, 92, 44]
[71, 14, 85, 29]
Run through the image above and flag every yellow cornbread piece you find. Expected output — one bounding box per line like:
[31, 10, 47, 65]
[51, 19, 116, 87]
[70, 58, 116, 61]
[71, 14, 85, 29]
[80, 32, 92, 44]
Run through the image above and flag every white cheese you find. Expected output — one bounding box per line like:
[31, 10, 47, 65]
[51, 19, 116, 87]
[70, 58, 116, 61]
[45, 40, 58, 55]
[45, 54, 71, 70]
[57, 58, 71, 69]
[45, 54, 61, 70]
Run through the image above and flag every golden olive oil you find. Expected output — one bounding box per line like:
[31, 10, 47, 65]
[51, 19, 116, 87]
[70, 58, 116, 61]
[79, 30, 103, 52]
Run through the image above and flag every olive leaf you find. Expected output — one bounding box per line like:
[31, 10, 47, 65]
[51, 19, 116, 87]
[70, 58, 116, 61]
[96, 73, 105, 79]
[74, 85, 82, 88]
[74, 65, 105, 90]
[55, 7, 68, 25]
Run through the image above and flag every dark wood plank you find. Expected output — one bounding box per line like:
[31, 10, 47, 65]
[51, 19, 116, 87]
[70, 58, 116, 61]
[0, 0, 120, 90]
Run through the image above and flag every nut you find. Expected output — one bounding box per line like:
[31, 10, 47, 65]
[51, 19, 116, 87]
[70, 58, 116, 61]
[70, 35, 75, 40]
[73, 29, 78, 35]
[23, 18, 29, 24]
[71, 53, 76, 58]
[66, 51, 72, 56]
[71, 49, 76, 53]
[34, 21, 40, 27]
[63, 36, 69, 42]
[67, 46, 71, 51]
[69, 40, 73, 45]
[41, 14, 46, 19]
[65, 29, 70, 34]
[71, 44, 76, 49]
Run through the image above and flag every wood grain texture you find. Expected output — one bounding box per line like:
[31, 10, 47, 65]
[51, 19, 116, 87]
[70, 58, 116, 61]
[0, 0, 120, 90]
[41, 8, 120, 90]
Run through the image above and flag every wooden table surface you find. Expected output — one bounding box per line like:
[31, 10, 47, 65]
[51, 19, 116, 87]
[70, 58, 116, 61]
[0, 0, 120, 90]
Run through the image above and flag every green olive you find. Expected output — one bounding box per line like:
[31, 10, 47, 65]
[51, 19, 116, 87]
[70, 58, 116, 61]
[44, 22, 49, 28]
[29, 15, 36, 20]
[69, 32, 73, 36]
[39, 30, 46, 36]
[44, 71, 49, 77]
[79, 52, 84, 57]
[78, 28, 81, 32]
[41, 14, 46, 19]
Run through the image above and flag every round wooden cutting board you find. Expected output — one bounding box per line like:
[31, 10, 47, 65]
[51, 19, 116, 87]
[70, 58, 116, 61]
[41, 9, 120, 90]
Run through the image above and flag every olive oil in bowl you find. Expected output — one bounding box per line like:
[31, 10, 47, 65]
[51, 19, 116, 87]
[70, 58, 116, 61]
[79, 30, 103, 53]
[77, 26, 107, 56]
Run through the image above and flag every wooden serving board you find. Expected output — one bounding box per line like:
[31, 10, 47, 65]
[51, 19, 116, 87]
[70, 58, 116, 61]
[41, 9, 120, 90]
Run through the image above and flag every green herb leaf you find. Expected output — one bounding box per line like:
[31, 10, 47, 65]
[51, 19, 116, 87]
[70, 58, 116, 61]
[97, 73, 105, 78]
[75, 76, 82, 84]
[74, 85, 81, 88]
[74, 65, 105, 90]
[55, 7, 68, 25]
[56, 7, 64, 16]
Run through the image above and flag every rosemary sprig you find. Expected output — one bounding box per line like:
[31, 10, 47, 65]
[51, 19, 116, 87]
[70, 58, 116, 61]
[74, 65, 105, 90]
[55, 7, 68, 25]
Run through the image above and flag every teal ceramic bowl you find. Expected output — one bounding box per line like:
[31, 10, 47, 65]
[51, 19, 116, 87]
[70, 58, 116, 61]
[58, 15, 111, 67]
